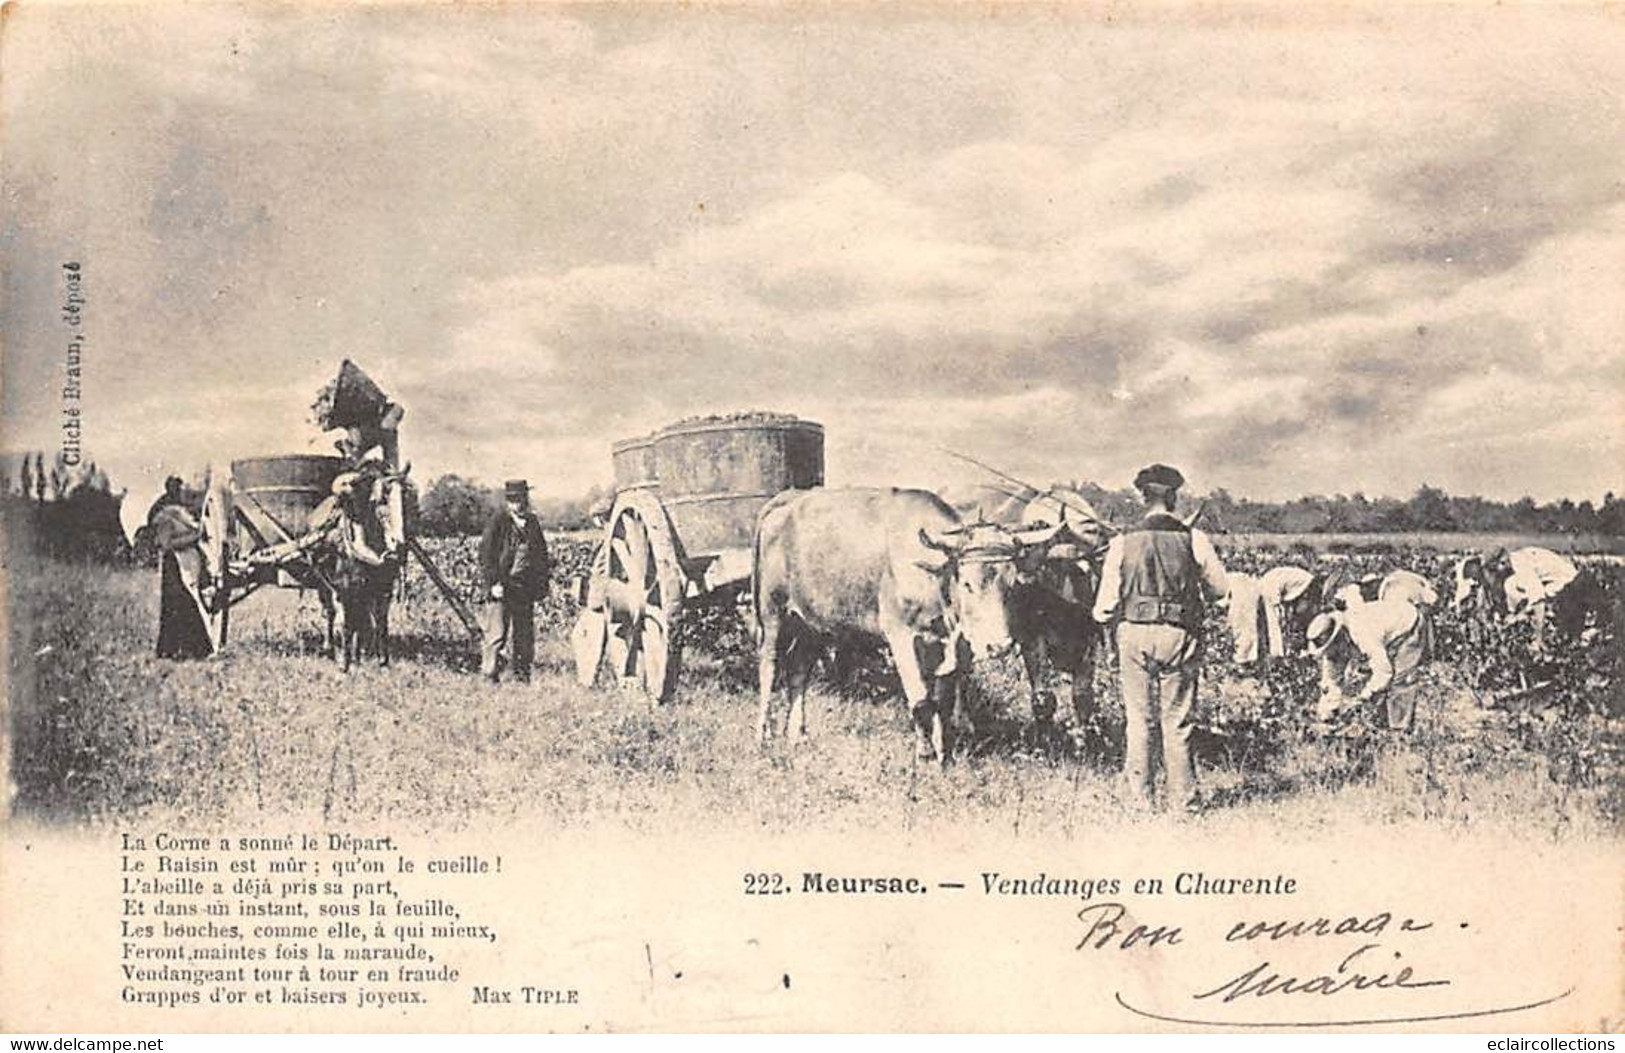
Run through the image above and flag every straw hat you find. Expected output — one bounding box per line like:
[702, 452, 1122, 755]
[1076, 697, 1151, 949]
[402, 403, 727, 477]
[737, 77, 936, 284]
[1306, 612, 1345, 655]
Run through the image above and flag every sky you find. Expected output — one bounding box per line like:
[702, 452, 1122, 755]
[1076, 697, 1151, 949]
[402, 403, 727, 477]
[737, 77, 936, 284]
[3, 4, 1622, 512]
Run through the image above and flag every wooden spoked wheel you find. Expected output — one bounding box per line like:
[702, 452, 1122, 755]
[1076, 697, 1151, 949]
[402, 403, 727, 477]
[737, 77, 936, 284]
[570, 543, 612, 686]
[197, 469, 234, 651]
[601, 494, 685, 703]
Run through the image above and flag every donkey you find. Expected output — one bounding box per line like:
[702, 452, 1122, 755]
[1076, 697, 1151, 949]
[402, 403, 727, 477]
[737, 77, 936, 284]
[318, 464, 409, 671]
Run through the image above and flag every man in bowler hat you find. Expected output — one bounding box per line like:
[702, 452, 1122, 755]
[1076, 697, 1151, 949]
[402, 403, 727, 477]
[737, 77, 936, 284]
[479, 479, 552, 683]
[1092, 464, 1228, 812]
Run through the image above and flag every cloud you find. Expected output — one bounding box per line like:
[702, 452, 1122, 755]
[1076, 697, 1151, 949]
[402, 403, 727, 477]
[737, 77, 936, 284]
[2, 4, 1620, 504]
[365, 53, 1625, 499]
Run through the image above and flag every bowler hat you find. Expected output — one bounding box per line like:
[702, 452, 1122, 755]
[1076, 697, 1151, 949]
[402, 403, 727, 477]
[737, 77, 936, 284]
[504, 479, 530, 500]
[1133, 463, 1185, 493]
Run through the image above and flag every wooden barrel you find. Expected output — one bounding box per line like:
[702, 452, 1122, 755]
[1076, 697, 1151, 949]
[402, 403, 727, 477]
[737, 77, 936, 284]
[231, 455, 345, 544]
[610, 434, 660, 495]
[653, 418, 824, 559]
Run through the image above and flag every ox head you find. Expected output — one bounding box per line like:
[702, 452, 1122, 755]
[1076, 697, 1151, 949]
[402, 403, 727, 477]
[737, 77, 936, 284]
[1014, 489, 1112, 591]
[918, 517, 1062, 659]
[1020, 488, 1114, 548]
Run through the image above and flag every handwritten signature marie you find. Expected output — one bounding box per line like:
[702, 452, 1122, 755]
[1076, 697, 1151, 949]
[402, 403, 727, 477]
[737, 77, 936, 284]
[1075, 902, 1573, 1027]
[1077, 901, 1447, 1002]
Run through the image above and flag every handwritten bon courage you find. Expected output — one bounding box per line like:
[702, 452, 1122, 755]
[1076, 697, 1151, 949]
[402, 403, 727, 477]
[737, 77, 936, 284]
[1076, 902, 1451, 1006]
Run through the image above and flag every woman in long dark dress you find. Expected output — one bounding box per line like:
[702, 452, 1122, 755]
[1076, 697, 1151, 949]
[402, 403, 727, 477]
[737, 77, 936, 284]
[150, 505, 213, 659]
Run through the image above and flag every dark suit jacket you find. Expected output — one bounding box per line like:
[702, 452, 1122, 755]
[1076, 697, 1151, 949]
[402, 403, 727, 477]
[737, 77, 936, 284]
[479, 510, 552, 599]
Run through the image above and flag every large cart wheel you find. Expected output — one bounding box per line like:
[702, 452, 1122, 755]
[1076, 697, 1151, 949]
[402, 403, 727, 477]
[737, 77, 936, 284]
[570, 543, 610, 686]
[599, 491, 685, 703]
[197, 468, 234, 651]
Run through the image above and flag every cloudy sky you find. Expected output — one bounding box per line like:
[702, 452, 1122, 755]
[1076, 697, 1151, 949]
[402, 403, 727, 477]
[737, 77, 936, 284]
[3, 4, 1621, 508]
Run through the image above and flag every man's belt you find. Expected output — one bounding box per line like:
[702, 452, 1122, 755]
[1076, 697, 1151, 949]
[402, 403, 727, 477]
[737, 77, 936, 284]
[1122, 597, 1198, 626]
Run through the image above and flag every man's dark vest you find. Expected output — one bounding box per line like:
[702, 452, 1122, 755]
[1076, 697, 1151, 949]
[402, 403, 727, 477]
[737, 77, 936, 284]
[1120, 513, 1202, 630]
[509, 515, 537, 582]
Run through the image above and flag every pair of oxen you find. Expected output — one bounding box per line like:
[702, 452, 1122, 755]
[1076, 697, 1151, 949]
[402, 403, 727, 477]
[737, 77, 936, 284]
[751, 485, 1113, 763]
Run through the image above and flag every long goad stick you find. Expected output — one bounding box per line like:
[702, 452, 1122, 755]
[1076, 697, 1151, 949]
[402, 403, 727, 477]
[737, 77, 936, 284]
[939, 447, 1115, 533]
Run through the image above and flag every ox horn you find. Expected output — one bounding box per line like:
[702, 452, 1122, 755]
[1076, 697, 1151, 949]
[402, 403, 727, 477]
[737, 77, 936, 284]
[1036, 490, 1117, 536]
[918, 527, 961, 553]
[1012, 522, 1065, 548]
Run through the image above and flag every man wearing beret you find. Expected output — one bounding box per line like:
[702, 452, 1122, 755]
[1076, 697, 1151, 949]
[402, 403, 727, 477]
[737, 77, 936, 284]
[479, 479, 552, 683]
[1092, 464, 1229, 812]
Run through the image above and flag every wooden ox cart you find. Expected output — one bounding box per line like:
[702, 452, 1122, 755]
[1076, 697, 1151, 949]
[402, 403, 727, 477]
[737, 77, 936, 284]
[572, 414, 824, 701]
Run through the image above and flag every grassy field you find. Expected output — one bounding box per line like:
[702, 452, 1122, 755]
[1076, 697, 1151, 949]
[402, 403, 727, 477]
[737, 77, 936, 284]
[6, 538, 1622, 838]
